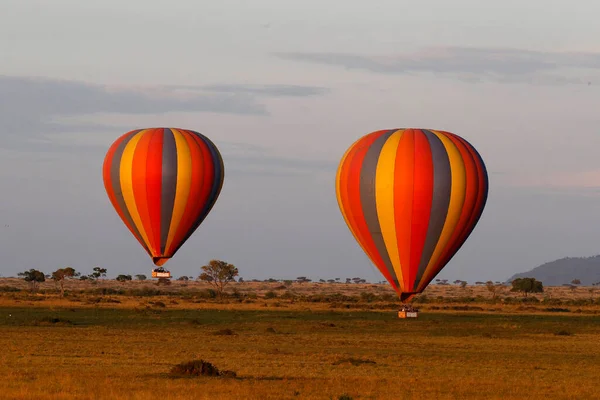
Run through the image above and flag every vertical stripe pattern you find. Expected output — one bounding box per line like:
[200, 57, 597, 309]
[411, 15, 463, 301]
[103, 128, 224, 266]
[335, 129, 488, 301]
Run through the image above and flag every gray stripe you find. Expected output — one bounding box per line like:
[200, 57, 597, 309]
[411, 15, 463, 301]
[169, 130, 225, 256]
[109, 130, 150, 254]
[359, 130, 400, 288]
[160, 128, 178, 253]
[413, 130, 452, 290]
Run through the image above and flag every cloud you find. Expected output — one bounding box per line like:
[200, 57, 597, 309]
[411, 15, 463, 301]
[0, 75, 268, 119]
[507, 169, 600, 190]
[218, 141, 337, 177]
[274, 46, 600, 85]
[0, 76, 331, 151]
[199, 83, 330, 97]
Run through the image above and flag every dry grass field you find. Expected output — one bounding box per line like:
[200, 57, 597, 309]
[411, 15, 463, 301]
[0, 278, 599, 400]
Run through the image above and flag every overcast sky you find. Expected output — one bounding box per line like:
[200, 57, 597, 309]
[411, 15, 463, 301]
[1, 0, 600, 283]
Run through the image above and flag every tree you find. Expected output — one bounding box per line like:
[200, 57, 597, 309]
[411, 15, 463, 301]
[198, 260, 239, 298]
[135, 274, 147, 281]
[571, 279, 581, 285]
[116, 274, 132, 282]
[460, 281, 468, 289]
[510, 277, 543, 297]
[90, 266, 107, 280]
[485, 280, 503, 300]
[177, 276, 190, 281]
[18, 269, 45, 292]
[52, 267, 77, 296]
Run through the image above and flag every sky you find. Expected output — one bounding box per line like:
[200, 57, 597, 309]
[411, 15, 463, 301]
[1, 0, 600, 283]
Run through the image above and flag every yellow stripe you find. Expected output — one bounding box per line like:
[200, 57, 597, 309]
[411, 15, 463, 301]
[119, 130, 152, 250]
[419, 130, 467, 287]
[375, 129, 405, 286]
[164, 129, 192, 253]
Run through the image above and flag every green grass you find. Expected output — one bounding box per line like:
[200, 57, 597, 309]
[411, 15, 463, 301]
[1, 306, 599, 399]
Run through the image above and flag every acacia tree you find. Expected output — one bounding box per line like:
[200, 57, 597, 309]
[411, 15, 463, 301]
[18, 269, 46, 292]
[199, 260, 238, 298]
[52, 267, 78, 296]
[510, 277, 543, 297]
[89, 266, 107, 281]
[486, 281, 506, 300]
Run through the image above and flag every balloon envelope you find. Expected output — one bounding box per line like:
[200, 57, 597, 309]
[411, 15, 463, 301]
[103, 128, 224, 266]
[335, 129, 488, 302]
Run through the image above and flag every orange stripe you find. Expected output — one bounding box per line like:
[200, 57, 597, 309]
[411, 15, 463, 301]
[131, 130, 156, 255]
[394, 129, 415, 289]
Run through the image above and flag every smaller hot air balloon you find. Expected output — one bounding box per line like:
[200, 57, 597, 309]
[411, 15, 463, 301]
[103, 128, 224, 278]
[335, 129, 488, 305]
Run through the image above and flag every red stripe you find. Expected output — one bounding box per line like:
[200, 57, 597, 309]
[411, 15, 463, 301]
[409, 130, 434, 287]
[184, 132, 215, 230]
[394, 130, 415, 289]
[145, 129, 164, 255]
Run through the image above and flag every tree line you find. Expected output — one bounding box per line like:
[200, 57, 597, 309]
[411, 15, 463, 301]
[13, 260, 596, 300]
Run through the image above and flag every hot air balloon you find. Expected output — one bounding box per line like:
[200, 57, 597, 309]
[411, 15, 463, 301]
[103, 128, 224, 278]
[335, 129, 488, 303]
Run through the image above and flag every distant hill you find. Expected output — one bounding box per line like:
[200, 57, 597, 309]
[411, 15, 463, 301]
[507, 255, 600, 286]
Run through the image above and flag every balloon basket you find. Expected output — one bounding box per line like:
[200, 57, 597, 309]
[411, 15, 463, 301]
[398, 311, 418, 318]
[151, 268, 171, 279]
[398, 304, 419, 319]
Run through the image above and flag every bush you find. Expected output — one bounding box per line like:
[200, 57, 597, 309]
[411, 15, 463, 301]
[170, 360, 236, 378]
[360, 292, 378, 303]
[0, 286, 20, 293]
[264, 291, 277, 299]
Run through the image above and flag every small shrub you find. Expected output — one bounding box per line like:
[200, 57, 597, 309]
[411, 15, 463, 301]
[0, 286, 20, 293]
[545, 307, 570, 313]
[33, 316, 74, 326]
[555, 330, 573, 336]
[338, 395, 354, 400]
[213, 328, 236, 336]
[332, 358, 376, 366]
[264, 291, 277, 299]
[170, 360, 236, 378]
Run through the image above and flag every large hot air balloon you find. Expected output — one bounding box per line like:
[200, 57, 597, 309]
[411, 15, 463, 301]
[335, 129, 488, 302]
[103, 128, 224, 276]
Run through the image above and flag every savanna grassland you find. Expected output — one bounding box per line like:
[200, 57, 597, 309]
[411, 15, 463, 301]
[0, 278, 599, 400]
